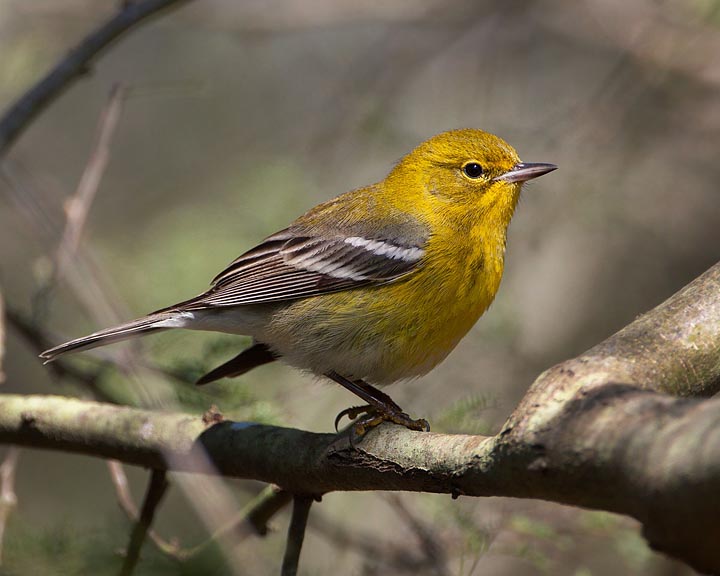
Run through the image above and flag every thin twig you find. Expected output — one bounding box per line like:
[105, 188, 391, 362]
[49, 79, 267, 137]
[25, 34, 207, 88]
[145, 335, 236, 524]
[241, 485, 292, 537]
[57, 84, 125, 271]
[109, 479, 291, 565]
[119, 469, 169, 576]
[108, 460, 138, 517]
[162, 447, 262, 575]
[151, 484, 292, 561]
[0, 0, 192, 157]
[108, 461, 184, 559]
[198, 484, 291, 550]
[31, 84, 131, 331]
[0, 448, 20, 565]
[23, 81, 176, 406]
[281, 495, 314, 576]
[7, 81, 177, 409]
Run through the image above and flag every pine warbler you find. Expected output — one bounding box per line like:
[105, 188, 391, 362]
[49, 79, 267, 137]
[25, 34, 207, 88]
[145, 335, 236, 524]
[41, 129, 556, 433]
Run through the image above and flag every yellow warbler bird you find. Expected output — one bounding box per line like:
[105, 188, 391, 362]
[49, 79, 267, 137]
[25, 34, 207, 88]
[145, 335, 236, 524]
[41, 129, 556, 433]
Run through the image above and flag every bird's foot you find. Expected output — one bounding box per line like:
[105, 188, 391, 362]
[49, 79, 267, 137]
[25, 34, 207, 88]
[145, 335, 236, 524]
[335, 404, 430, 438]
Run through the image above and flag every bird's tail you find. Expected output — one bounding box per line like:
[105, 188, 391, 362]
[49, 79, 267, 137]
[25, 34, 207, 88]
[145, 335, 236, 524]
[39, 312, 186, 362]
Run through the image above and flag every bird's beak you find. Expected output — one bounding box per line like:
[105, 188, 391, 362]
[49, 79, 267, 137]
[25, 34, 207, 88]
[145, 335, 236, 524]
[494, 162, 557, 183]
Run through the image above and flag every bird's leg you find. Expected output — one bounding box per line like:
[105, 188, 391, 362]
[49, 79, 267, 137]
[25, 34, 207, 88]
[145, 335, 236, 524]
[326, 371, 430, 435]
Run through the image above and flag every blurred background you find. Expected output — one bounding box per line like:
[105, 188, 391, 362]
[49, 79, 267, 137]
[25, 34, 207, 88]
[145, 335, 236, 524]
[1, 0, 719, 574]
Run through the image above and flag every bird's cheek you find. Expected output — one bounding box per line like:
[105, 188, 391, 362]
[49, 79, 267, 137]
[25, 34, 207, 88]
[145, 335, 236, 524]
[424, 172, 455, 199]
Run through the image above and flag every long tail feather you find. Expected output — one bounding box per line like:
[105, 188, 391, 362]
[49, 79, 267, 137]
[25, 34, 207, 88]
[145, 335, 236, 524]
[39, 313, 183, 362]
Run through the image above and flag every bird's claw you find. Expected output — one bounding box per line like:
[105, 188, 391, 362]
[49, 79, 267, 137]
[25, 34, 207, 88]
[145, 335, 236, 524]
[334, 404, 430, 441]
[334, 405, 373, 432]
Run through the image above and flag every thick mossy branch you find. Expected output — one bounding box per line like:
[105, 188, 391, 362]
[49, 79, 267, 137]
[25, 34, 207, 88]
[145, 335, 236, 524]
[1, 264, 720, 572]
[0, 393, 490, 493]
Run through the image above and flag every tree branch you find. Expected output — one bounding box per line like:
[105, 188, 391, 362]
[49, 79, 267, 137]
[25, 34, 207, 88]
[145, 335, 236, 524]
[108, 460, 187, 560]
[172, 484, 291, 560]
[0, 0, 192, 158]
[119, 469, 169, 576]
[1, 263, 719, 572]
[281, 496, 313, 576]
[239, 485, 292, 537]
[57, 84, 125, 270]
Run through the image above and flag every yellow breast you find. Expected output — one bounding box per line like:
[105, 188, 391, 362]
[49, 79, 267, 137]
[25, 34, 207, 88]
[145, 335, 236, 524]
[263, 216, 507, 384]
[370, 220, 505, 380]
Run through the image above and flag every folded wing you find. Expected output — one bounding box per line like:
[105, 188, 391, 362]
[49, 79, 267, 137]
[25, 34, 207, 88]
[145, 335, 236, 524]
[179, 227, 427, 309]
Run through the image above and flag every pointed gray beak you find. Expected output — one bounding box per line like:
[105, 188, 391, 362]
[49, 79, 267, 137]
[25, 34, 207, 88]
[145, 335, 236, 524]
[494, 162, 557, 183]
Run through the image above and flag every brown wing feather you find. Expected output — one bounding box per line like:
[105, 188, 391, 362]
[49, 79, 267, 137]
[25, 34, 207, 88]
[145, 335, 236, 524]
[176, 228, 426, 310]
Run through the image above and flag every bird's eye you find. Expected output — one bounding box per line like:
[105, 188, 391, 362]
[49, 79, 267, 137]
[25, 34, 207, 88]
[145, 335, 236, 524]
[462, 162, 484, 179]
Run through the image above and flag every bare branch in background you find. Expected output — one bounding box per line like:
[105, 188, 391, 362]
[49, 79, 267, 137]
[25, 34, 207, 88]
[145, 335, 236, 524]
[108, 463, 293, 563]
[108, 461, 186, 560]
[187, 483, 291, 547]
[119, 469, 169, 576]
[26, 83, 131, 336]
[0, 2, 248, 569]
[162, 443, 260, 575]
[1, 17, 248, 569]
[0, 449, 20, 565]
[238, 485, 292, 537]
[281, 495, 313, 576]
[0, 0, 194, 158]
[57, 85, 125, 272]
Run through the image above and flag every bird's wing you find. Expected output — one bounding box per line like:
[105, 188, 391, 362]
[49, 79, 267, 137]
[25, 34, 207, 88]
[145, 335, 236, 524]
[179, 224, 428, 309]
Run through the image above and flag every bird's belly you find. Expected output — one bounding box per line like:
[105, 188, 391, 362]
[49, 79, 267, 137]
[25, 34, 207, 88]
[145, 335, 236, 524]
[261, 269, 497, 384]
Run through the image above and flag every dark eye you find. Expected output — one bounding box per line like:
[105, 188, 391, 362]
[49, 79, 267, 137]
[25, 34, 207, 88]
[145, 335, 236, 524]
[463, 162, 484, 179]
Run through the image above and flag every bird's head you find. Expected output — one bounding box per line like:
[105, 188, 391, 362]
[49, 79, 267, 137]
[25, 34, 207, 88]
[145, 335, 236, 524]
[388, 129, 556, 228]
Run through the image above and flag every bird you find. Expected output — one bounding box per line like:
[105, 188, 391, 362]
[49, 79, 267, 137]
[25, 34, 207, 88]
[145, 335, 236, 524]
[40, 129, 556, 434]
